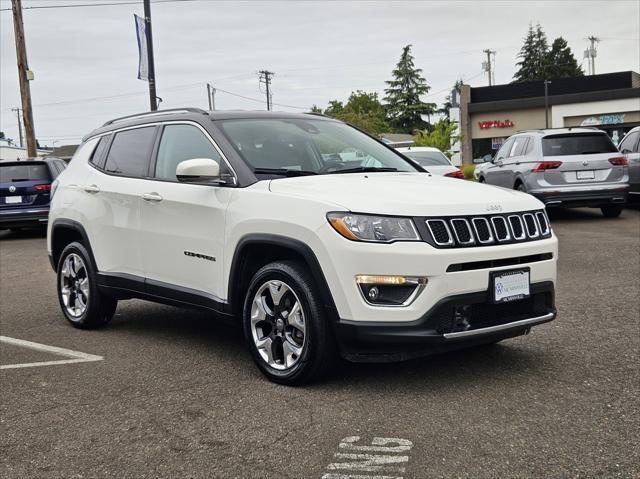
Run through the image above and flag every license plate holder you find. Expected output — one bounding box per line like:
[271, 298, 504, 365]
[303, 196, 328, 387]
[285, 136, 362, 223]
[490, 268, 531, 303]
[5, 196, 22, 204]
[576, 170, 595, 180]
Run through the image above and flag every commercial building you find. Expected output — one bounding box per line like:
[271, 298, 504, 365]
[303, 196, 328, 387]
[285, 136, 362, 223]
[459, 71, 640, 163]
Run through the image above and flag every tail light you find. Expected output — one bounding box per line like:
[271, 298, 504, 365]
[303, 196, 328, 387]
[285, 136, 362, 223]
[608, 156, 628, 166]
[532, 161, 562, 172]
[33, 184, 51, 191]
[445, 170, 465, 179]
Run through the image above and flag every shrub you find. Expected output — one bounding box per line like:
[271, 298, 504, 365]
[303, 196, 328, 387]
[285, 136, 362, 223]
[461, 164, 476, 180]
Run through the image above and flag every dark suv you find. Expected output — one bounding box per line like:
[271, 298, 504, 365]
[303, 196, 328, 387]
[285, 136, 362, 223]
[0, 158, 66, 230]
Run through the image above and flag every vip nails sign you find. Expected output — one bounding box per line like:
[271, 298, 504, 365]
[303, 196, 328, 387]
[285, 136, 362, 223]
[479, 119, 514, 129]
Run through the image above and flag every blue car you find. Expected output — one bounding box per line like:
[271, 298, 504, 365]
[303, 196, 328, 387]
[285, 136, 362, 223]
[0, 158, 66, 231]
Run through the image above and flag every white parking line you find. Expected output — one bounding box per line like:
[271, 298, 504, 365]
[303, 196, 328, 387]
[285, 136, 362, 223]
[0, 335, 103, 370]
[322, 436, 414, 479]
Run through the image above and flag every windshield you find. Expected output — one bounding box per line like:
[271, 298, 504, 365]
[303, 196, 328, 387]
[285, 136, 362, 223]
[219, 118, 419, 176]
[542, 133, 617, 156]
[402, 150, 450, 166]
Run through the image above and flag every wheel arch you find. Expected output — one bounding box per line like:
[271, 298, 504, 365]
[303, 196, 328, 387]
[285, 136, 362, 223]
[50, 219, 98, 272]
[227, 234, 338, 321]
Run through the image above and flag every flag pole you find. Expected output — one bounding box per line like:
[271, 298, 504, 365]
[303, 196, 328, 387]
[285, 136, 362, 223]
[143, 0, 157, 111]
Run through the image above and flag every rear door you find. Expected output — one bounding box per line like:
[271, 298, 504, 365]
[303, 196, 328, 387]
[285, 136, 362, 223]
[484, 138, 514, 187]
[0, 161, 52, 210]
[503, 136, 529, 187]
[619, 130, 640, 194]
[540, 132, 624, 187]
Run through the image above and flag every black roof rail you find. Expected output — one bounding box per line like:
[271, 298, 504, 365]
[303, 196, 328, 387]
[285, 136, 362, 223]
[101, 107, 209, 127]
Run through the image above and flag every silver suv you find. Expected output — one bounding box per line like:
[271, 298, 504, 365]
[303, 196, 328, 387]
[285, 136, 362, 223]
[478, 128, 629, 217]
[618, 126, 640, 202]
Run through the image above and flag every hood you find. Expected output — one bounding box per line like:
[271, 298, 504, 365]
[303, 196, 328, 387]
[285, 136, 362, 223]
[268, 172, 542, 216]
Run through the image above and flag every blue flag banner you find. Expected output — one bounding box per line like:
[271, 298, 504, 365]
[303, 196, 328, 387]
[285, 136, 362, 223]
[134, 14, 149, 81]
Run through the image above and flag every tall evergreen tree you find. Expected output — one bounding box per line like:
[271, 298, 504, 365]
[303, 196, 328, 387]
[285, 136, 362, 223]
[513, 23, 550, 82]
[546, 37, 583, 79]
[384, 45, 436, 133]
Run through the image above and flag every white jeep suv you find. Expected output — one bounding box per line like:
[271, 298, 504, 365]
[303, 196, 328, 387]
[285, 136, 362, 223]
[47, 109, 558, 385]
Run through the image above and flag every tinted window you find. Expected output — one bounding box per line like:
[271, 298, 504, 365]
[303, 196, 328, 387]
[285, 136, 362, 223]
[104, 127, 156, 177]
[0, 163, 50, 182]
[542, 133, 618, 156]
[619, 131, 639, 153]
[403, 151, 450, 166]
[155, 124, 223, 180]
[219, 118, 418, 175]
[90, 135, 111, 168]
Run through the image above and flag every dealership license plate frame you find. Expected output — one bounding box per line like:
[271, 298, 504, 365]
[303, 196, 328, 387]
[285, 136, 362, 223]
[576, 170, 595, 180]
[490, 267, 531, 304]
[5, 196, 22, 204]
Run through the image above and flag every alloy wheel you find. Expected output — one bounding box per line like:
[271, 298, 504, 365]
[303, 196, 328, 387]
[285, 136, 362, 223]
[60, 253, 89, 318]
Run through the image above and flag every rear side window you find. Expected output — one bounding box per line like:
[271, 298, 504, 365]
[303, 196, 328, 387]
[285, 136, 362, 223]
[619, 131, 639, 153]
[154, 124, 223, 180]
[510, 137, 528, 157]
[0, 163, 50, 182]
[104, 127, 156, 177]
[496, 138, 514, 160]
[542, 133, 618, 156]
[89, 135, 111, 168]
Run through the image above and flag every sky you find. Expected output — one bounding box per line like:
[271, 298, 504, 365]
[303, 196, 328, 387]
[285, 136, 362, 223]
[0, 0, 638, 147]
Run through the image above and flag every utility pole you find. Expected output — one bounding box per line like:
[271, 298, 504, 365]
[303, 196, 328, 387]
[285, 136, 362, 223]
[584, 36, 599, 75]
[11, 0, 36, 157]
[206, 83, 216, 110]
[482, 49, 496, 86]
[258, 70, 275, 111]
[544, 80, 551, 128]
[143, 0, 158, 110]
[11, 107, 24, 148]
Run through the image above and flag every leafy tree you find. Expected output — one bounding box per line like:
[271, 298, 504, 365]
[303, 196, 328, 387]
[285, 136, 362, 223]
[438, 79, 464, 120]
[413, 119, 460, 154]
[0, 131, 5, 140]
[309, 105, 322, 113]
[322, 91, 389, 136]
[546, 37, 583, 79]
[513, 23, 550, 82]
[384, 44, 436, 133]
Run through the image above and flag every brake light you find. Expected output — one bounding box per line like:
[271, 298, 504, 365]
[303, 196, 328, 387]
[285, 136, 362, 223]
[608, 156, 628, 166]
[532, 161, 562, 172]
[34, 184, 51, 191]
[445, 170, 465, 179]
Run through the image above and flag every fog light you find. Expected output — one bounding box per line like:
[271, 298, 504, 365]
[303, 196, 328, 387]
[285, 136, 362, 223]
[356, 275, 427, 306]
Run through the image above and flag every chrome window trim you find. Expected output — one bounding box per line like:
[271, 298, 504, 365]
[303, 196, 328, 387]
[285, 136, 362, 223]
[426, 219, 454, 246]
[490, 216, 512, 242]
[449, 218, 476, 246]
[522, 213, 540, 238]
[507, 214, 526, 240]
[471, 217, 495, 244]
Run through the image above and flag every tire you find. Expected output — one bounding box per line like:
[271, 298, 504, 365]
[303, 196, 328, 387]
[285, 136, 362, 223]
[478, 177, 485, 183]
[515, 182, 526, 192]
[601, 205, 623, 218]
[242, 260, 336, 385]
[56, 241, 117, 329]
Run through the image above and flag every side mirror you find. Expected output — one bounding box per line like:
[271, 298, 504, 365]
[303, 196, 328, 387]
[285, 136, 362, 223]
[176, 158, 222, 184]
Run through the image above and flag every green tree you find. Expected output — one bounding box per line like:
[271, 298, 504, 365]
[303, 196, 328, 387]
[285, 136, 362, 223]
[0, 131, 5, 140]
[309, 105, 323, 113]
[322, 91, 389, 136]
[413, 119, 460, 154]
[546, 37, 583, 79]
[438, 79, 464, 120]
[513, 23, 550, 82]
[384, 44, 436, 133]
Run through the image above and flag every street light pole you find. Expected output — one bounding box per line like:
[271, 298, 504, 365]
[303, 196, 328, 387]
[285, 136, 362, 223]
[143, 0, 157, 111]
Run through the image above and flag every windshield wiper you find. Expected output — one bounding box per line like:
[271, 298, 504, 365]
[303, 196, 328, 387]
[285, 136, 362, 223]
[327, 166, 398, 174]
[253, 168, 318, 177]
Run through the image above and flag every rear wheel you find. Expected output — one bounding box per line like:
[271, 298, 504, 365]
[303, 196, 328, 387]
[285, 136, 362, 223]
[601, 205, 623, 218]
[57, 242, 117, 329]
[478, 177, 485, 183]
[243, 260, 336, 385]
[515, 182, 526, 192]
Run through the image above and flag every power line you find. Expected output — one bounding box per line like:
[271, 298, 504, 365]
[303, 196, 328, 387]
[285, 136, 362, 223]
[0, 0, 202, 12]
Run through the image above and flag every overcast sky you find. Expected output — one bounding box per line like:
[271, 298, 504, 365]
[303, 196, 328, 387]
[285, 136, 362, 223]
[1, 0, 638, 146]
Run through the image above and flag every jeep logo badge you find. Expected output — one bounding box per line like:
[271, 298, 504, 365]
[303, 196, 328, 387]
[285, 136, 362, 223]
[486, 203, 503, 212]
[9, 186, 16, 193]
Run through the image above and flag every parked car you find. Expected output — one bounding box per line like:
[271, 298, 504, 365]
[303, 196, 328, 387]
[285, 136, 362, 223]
[618, 126, 640, 202]
[477, 128, 629, 217]
[47, 108, 557, 385]
[396, 146, 464, 178]
[473, 155, 493, 180]
[0, 157, 66, 230]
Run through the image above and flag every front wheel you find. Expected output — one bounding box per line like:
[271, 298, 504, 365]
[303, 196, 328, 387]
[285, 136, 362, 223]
[57, 242, 117, 329]
[601, 205, 623, 218]
[243, 261, 336, 385]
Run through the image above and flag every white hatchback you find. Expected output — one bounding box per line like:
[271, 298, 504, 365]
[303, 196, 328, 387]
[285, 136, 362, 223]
[396, 146, 463, 178]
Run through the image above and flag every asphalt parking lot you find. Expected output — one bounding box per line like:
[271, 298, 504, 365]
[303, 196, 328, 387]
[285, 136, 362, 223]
[1, 207, 639, 479]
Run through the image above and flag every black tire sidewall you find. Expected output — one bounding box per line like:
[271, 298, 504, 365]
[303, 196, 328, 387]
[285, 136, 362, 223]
[242, 261, 329, 385]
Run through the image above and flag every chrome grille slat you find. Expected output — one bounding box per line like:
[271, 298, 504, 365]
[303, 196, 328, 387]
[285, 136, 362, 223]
[491, 216, 511, 242]
[508, 215, 526, 240]
[523, 213, 540, 238]
[449, 218, 475, 246]
[535, 211, 550, 236]
[426, 219, 454, 246]
[472, 217, 494, 244]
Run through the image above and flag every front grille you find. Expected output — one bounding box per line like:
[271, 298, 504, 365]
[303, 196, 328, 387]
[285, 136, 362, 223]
[420, 210, 551, 248]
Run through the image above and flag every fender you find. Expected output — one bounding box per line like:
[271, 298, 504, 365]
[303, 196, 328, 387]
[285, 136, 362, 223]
[50, 219, 98, 272]
[228, 234, 339, 320]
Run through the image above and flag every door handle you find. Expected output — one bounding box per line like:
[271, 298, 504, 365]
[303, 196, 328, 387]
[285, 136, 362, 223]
[83, 184, 100, 193]
[142, 192, 163, 202]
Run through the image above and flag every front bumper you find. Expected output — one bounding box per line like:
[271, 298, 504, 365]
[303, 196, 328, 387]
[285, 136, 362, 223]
[0, 207, 49, 229]
[335, 281, 556, 361]
[529, 184, 629, 207]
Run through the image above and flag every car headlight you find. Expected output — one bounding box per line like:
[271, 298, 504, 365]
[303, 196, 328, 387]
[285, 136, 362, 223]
[327, 212, 420, 243]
